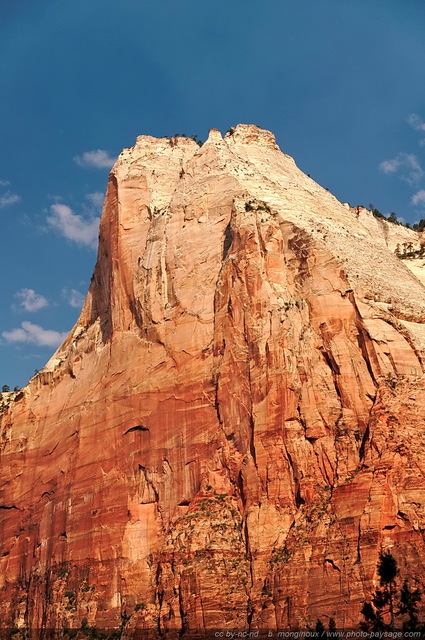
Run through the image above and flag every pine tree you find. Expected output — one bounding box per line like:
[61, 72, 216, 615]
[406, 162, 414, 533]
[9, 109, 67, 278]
[315, 619, 326, 638]
[361, 552, 423, 631]
[360, 552, 397, 630]
[397, 579, 422, 631]
[377, 551, 398, 628]
[360, 600, 385, 631]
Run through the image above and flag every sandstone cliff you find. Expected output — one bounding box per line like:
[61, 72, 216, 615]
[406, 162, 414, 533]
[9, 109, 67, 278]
[2, 125, 425, 634]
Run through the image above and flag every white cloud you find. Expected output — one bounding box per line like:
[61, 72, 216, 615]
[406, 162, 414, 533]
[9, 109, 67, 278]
[62, 288, 85, 309]
[2, 321, 67, 348]
[0, 191, 21, 207]
[74, 149, 115, 169]
[0, 179, 10, 187]
[47, 203, 99, 249]
[86, 192, 104, 209]
[412, 190, 425, 207]
[407, 113, 425, 132]
[15, 288, 48, 312]
[379, 159, 400, 174]
[379, 153, 423, 184]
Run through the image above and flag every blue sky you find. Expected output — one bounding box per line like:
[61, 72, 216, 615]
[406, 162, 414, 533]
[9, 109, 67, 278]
[1, 0, 425, 389]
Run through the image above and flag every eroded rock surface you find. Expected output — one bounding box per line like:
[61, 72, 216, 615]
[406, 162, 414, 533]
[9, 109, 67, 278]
[1, 125, 425, 633]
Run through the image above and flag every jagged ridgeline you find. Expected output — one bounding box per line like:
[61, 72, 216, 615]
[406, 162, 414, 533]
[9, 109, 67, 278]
[1, 125, 425, 634]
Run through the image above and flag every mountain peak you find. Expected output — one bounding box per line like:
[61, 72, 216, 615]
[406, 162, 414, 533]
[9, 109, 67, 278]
[225, 123, 279, 148]
[1, 127, 425, 632]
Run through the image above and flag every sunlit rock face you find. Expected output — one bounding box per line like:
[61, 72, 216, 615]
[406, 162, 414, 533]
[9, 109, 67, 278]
[2, 125, 425, 634]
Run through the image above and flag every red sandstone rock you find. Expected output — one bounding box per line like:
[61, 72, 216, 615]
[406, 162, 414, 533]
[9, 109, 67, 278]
[1, 125, 425, 634]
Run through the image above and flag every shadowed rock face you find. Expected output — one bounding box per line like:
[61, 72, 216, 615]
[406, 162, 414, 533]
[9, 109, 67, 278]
[2, 125, 425, 633]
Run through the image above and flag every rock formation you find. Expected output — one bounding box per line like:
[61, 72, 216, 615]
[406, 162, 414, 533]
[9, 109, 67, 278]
[2, 125, 425, 634]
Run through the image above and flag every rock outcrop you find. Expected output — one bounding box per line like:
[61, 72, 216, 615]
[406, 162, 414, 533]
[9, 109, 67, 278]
[2, 125, 425, 634]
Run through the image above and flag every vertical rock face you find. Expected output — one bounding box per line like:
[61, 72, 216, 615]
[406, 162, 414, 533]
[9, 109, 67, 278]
[2, 125, 425, 633]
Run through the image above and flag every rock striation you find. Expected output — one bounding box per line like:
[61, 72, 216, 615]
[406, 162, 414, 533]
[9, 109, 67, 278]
[2, 125, 425, 634]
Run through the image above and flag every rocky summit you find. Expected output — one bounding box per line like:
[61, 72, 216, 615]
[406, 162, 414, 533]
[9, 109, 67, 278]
[2, 125, 425, 635]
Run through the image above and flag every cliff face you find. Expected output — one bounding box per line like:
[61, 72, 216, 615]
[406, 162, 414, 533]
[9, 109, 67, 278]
[2, 125, 425, 633]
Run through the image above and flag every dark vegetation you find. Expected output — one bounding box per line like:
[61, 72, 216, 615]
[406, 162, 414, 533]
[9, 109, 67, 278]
[313, 552, 423, 632]
[370, 207, 403, 226]
[395, 242, 425, 259]
[1, 385, 19, 393]
[245, 200, 271, 212]
[360, 551, 423, 632]
[413, 218, 425, 232]
[371, 207, 425, 232]
[170, 133, 203, 147]
[364, 205, 425, 260]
